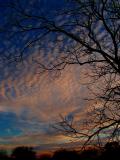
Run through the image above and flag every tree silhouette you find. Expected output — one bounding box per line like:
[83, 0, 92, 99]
[101, 141, 120, 159]
[1, 0, 120, 146]
[11, 146, 36, 160]
[0, 144, 119, 160]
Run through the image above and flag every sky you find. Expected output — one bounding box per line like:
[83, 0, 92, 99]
[0, 0, 92, 151]
[0, 59, 90, 150]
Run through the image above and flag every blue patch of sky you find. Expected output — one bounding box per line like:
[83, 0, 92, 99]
[0, 111, 22, 137]
[0, 109, 45, 137]
[0, 0, 76, 87]
[0, 0, 66, 57]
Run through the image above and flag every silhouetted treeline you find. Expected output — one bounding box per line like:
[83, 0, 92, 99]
[0, 142, 120, 160]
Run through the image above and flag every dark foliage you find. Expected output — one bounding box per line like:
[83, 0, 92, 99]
[101, 142, 120, 160]
[0, 150, 9, 160]
[0, 142, 120, 160]
[11, 146, 36, 160]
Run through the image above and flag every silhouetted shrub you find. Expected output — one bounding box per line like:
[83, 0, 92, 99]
[0, 149, 9, 160]
[11, 146, 36, 160]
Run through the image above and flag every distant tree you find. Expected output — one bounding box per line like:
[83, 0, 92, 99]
[101, 141, 120, 159]
[11, 146, 36, 160]
[104, 141, 120, 150]
[1, 0, 120, 146]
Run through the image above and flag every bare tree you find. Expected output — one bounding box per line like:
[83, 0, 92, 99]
[1, 0, 120, 146]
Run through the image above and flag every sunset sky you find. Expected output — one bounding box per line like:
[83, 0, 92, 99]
[0, 0, 92, 151]
[0, 0, 119, 155]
